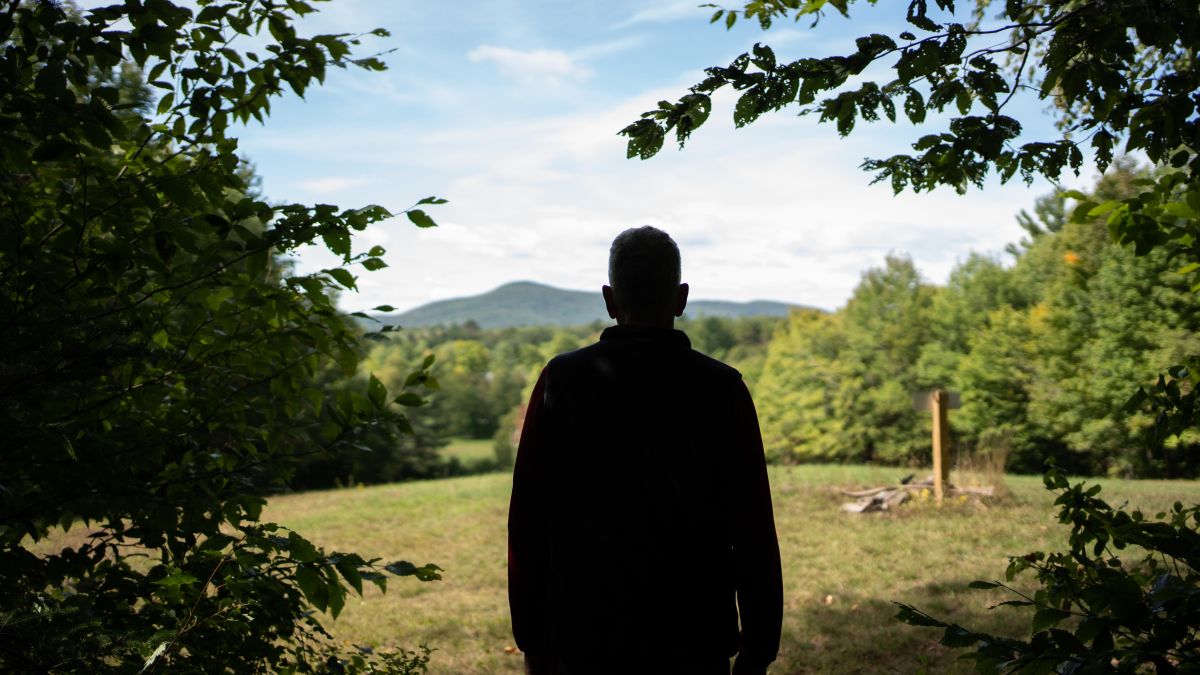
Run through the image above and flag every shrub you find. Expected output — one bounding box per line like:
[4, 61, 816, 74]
[896, 468, 1200, 672]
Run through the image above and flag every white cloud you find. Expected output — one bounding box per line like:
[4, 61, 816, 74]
[296, 176, 370, 195]
[220, 1, 1078, 318]
[572, 35, 647, 60]
[259, 81, 1054, 316]
[612, 0, 709, 29]
[467, 45, 591, 83]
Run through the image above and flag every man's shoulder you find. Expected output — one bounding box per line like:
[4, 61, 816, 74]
[685, 348, 743, 382]
[545, 340, 743, 382]
[544, 341, 603, 370]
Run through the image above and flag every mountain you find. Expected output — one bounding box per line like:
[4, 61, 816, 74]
[376, 281, 800, 329]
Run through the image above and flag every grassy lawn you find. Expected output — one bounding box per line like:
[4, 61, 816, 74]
[265, 465, 1200, 674]
[439, 437, 497, 465]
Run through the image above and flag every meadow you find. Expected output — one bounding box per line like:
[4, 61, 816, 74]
[440, 438, 498, 465]
[266, 465, 1200, 674]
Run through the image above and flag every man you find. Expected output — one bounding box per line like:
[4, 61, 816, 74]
[508, 226, 783, 675]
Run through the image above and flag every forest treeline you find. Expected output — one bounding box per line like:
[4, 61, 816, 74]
[760, 163, 1199, 478]
[302, 163, 1199, 487]
[291, 315, 782, 488]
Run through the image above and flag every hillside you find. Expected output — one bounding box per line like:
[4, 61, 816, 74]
[379, 281, 799, 329]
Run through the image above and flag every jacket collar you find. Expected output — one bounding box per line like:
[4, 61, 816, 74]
[600, 324, 691, 350]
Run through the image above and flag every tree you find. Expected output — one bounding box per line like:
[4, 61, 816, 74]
[623, 0, 1197, 198]
[1, 0, 443, 670]
[620, 0, 1200, 448]
[755, 309, 849, 461]
[838, 255, 936, 462]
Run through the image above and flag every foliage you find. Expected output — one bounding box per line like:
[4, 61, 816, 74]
[896, 467, 1200, 673]
[628, 0, 1200, 475]
[755, 164, 1200, 476]
[1, 0, 446, 670]
[623, 0, 1198, 196]
[757, 255, 936, 464]
[622, 0, 1200, 467]
[360, 323, 592, 473]
[343, 315, 784, 482]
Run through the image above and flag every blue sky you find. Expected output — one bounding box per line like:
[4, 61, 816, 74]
[222, 0, 1091, 313]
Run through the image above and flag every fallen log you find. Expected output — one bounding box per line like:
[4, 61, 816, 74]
[840, 486, 893, 498]
[840, 479, 998, 513]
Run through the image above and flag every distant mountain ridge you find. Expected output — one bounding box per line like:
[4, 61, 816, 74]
[376, 281, 800, 329]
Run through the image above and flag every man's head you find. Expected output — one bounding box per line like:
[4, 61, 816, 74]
[603, 226, 688, 327]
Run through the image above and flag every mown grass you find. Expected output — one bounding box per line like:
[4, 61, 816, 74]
[266, 466, 1200, 674]
[439, 437, 496, 465]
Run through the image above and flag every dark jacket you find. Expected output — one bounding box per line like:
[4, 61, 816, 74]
[508, 325, 783, 674]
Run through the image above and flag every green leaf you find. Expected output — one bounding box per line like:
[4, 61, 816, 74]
[1122, 387, 1147, 413]
[368, 374, 387, 409]
[893, 603, 945, 627]
[1048, 628, 1084, 653]
[1087, 200, 1119, 218]
[968, 580, 1001, 589]
[373, 304, 396, 312]
[336, 560, 364, 595]
[325, 566, 346, 618]
[1074, 617, 1106, 645]
[1070, 200, 1099, 223]
[327, 268, 357, 290]
[362, 258, 387, 271]
[287, 531, 320, 563]
[1031, 607, 1071, 633]
[322, 229, 352, 259]
[393, 392, 426, 407]
[152, 329, 169, 348]
[990, 599, 1035, 608]
[153, 569, 199, 587]
[156, 92, 175, 115]
[385, 561, 443, 581]
[416, 196, 448, 205]
[406, 209, 437, 228]
[62, 435, 77, 461]
[940, 626, 977, 648]
[294, 565, 327, 611]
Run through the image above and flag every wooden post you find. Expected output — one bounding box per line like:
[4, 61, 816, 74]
[931, 390, 950, 503]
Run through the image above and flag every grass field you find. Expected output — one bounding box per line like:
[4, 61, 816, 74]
[265, 466, 1200, 674]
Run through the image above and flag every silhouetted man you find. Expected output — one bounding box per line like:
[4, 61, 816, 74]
[508, 226, 783, 675]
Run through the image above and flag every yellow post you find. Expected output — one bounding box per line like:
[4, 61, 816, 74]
[931, 390, 950, 503]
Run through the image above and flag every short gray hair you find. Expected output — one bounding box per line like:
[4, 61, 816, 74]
[608, 226, 681, 319]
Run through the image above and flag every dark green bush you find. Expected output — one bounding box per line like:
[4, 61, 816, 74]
[1, 0, 444, 670]
[896, 468, 1200, 672]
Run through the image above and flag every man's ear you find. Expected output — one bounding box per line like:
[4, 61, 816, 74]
[674, 283, 689, 317]
[602, 285, 619, 320]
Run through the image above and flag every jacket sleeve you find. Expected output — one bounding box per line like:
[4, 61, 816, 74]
[508, 367, 551, 654]
[731, 379, 783, 669]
